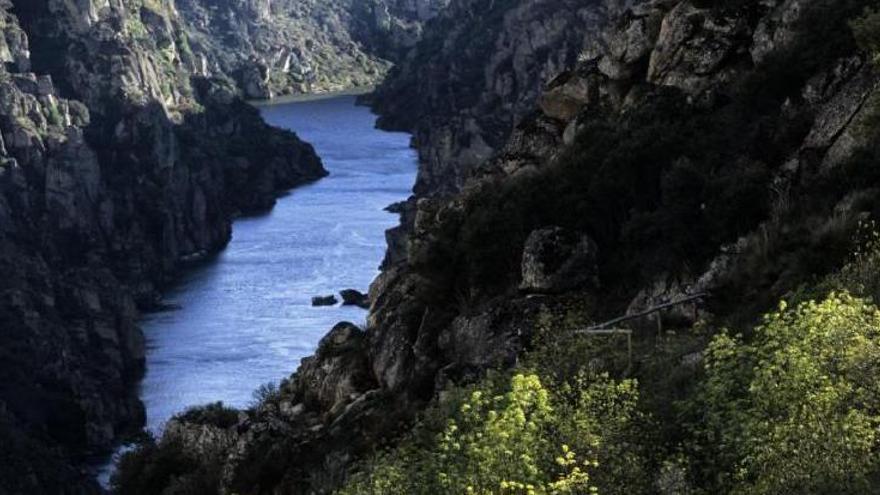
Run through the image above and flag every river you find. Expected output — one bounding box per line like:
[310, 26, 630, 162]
[98, 95, 416, 485]
[140, 95, 415, 432]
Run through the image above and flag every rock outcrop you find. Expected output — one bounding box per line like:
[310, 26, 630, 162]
[339, 288, 370, 308]
[370, 0, 627, 195]
[312, 295, 339, 306]
[0, 0, 325, 491]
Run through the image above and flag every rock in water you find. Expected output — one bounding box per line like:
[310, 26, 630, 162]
[339, 289, 370, 309]
[520, 226, 599, 294]
[312, 295, 339, 306]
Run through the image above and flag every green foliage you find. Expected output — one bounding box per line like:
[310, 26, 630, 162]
[338, 373, 644, 495]
[689, 293, 880, 494]
[45, 103, 64, 127]
[826, 224, 880, 301]
[111, 437, 222, 495]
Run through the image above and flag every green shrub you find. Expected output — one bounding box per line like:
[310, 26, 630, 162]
[338, 372, 645, 495]
[826, 225, 880, 301]
[112, 437, 222, 495]
[175, 401, 239, 428]
[689, 293, 880, 494]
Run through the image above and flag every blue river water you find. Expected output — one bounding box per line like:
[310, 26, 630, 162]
[98, 94, 416, 487]
[139, 95, 416, 433]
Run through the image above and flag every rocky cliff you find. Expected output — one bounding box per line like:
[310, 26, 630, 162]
[175, 0, 450, 99]
[370, 0, 630, 194]
[0, 0, 325, 492]
[119, 0, 880, 493]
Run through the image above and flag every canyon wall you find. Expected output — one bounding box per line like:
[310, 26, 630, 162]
[0, 0, 325, 492]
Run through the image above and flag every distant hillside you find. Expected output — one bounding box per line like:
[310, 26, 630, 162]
[176, 0, 450, 99]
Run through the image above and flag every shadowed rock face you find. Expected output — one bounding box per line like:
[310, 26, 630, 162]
[0, 0, 325, 491]
[520, 226, 599, 294]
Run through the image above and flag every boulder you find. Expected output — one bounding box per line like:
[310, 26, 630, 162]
[339, 289, 370, 309]
[520, 226, 599, 294]
[311, 295, 338, 306]
[293, 322, 376, 413]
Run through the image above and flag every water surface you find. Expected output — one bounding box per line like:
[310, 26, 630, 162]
[139, 95, 415, 433]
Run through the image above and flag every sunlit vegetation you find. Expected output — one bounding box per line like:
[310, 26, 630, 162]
[338, 233, 880, 493]
[338, 373, 644, 495]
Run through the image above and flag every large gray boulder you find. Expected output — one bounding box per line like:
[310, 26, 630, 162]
[520, 226, 599, 293]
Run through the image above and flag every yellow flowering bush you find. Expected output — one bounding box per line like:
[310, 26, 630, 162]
[693, 293, 880, 494]
[338, 373, 641, 495]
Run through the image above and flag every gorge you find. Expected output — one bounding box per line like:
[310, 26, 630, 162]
[7, 0, 880, 494]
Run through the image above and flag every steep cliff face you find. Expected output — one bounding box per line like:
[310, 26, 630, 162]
[175, 0, 450, 99]
[370, 0, 631, 194]
[121, 0, 880, 493]
[0, 0, 324, 492]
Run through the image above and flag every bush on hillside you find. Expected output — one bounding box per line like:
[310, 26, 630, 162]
[337, 372, 646, 495]
[688, 293, 880, 494]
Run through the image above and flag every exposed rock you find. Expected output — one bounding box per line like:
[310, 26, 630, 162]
[538, 69, 601, 122]
[520, 227, 600, 294]
[647, 1, 751, 95]
[340, 289, 371, 309]
[371, 0, 622, 194]
[292, 322, 377, 414]
[312, 295, 339, 306]
[625, 275, 704, 329]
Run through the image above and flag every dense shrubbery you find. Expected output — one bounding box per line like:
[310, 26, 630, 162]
[339, 227, 880, 494]
[689, 293, 880, 494]
[339, 291, 880, 494]
[338, 373, 646, 495]
[111, 437, 223, 495]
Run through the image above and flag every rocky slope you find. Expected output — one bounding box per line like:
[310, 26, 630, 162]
[175, 0, 450, 99]
[0, 0, 325, 492]
[120, 0, 880, 493]
[369, 0, 629, 194]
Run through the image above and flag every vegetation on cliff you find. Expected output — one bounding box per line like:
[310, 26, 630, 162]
[111, 1, 880, 494]
[336, 234, 880, 494]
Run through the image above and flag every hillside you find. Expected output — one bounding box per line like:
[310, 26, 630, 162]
[114, 0, 880, 493]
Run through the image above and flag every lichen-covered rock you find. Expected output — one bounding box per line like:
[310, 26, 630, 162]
[520, 226, 600, 294]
